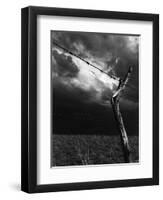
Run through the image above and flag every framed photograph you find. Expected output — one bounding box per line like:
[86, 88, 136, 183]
[21, 6, 159, 193]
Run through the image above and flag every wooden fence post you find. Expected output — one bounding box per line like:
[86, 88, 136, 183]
[111, 66, 133, 163]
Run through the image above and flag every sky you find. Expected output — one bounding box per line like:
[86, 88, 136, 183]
[51, 31, 139, 135]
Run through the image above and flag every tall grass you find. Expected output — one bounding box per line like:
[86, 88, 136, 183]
[52, 134, 139, 166]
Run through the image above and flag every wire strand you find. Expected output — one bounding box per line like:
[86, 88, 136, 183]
[53, 40, 134, 90]
[53, 40, 120, 81]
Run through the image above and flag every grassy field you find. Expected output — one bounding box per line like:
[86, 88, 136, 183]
[52, 134, 139, 167]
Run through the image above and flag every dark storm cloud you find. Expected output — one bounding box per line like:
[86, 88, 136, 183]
[53, 76, 98, 105]
[52, 31, 138, 61]
[51, 31, 139, 107]
[52, 49, 79, 78]
[53, 77, 138, 136]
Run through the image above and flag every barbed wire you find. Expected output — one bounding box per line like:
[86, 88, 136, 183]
[53, 40, 134, 90]
[53, 40, 120, 81]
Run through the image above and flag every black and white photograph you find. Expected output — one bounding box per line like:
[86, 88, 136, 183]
[51, 31, 139, 167]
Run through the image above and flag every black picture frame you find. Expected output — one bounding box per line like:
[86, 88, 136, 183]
[21, 6, 159, 193]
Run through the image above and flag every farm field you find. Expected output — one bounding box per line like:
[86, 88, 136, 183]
[52, 134, 139, 166]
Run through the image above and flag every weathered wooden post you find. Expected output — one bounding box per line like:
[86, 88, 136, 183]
[111, 66, 132, 163]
